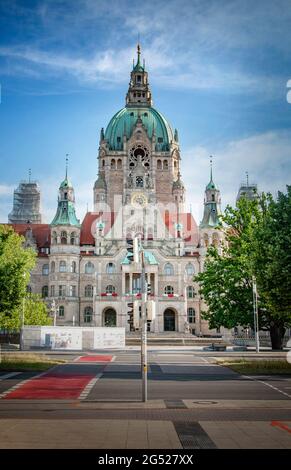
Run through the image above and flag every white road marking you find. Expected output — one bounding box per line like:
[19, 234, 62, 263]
[73, 356, 82, 362]
[243, 375, 291, 399]
[0, 372, 21, 381]
[0, 370, 47, 399]
[79, 373, 103, 400]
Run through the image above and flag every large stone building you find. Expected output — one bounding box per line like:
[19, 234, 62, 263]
[8, 45, 225, 335]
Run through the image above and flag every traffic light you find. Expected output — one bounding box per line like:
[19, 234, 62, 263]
[133, 301, 141, 330]
[127, 302, 134, 331]
[146, 282, 152, 296]
[126, 237, 139, 263]
[146, 300, 156, 321]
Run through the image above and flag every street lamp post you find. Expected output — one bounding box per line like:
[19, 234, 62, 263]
[252, 276, 260, 353]
[140, 249, 148, 402]
[20, 296, 25, 350]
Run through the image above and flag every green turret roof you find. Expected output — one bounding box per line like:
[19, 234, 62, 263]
[200, 203, 221, 228]
[94, 173, 107, 190]
[51, 170, 80, 227]
[133, 43, 144, 72]
[60, 177, 73, 189]
[51, 200, 80, 227]
[206, 161, 217, 190]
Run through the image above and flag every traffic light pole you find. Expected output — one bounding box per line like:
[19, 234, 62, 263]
[140, 250, 148, 402]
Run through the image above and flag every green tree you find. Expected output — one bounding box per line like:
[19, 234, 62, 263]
[195, 188, 291, 350]
[0, 224, 35, 330]
[0, 294, 52, 330]
[23, 293, 52, 326]
[252, 188, 291, 349]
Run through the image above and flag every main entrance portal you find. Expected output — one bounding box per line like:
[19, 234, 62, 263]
[164, 309, 176, 331]
[103, 308, 117, 327]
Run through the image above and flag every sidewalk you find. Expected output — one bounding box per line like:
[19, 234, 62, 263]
[0, 418, 290, 448]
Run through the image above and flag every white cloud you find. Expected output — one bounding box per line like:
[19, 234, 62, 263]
[183, 130, 291, 223]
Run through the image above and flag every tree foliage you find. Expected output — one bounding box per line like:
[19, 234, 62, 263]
[0, 225, 36, 327]
[195, 187, 291, 349]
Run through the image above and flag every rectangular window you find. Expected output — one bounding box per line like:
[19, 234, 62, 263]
[50, 285, 55, 297]
[158, 137, 163, 143]
[70, 285, 76, 297]
[59, 285, 66, 297]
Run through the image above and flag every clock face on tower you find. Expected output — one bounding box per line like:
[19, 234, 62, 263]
[131, 192, 147, 207]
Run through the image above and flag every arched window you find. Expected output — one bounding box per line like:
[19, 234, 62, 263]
[70, 261, 76, 273]
[61, 231, 67, 245]
[188, 307, 195, 323]
[111, 159, 116, 170]
[187, 286, 195, 298]
[52, 231, 57, 244]
[85, 261, 94, 274]
[70, 232, 76, 245]
[164, 285, 174, 295]
[163, 160, 168, 170]
[51, 261, 55, 273]
[42, 285, 48, 298]
[42, 264, 49, 276]
[106, 285, 115, 294]
[84, 306, 93, 323]
[106, 262, 115, 274]
[102, 159, 105, 167]
[157, 159, 162, 170]
[85, 285, 93, 297]
[117, 159, 122, 170]
[59, 261, 67, 273]
[164, 263, 174, 276]
[59, 306, 65, 317]
[185, 263, 195, 276]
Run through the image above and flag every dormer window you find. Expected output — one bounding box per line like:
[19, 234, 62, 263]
[64, 192, 67, 200]
[212, 194, 215, 201]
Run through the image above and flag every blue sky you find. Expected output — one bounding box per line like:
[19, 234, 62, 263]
[0, 0, 291, 224]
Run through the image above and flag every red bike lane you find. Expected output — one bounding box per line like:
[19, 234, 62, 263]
[3, 355, 113, 400]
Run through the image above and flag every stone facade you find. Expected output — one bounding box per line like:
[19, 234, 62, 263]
[8, 45, 226, 336]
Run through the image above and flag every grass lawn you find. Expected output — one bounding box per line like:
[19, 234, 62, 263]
[218, 359, 291, 375]
[0, 353, 66, 371]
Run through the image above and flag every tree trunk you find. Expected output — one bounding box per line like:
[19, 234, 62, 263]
[270, 323, 285, 350]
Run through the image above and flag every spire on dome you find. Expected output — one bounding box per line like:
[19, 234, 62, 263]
[127, 42, 152, 107]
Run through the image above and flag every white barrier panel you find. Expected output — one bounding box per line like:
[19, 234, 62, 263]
[93, 327, 125, 349]
[22, 326, 125, 350]
[40, 327, 82, 350]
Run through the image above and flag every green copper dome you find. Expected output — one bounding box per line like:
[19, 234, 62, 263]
[105, 107, 175, 151]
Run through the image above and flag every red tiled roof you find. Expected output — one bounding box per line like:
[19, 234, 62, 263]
[164, 212, 199, 245]
[8, 223, 50, 247]
[80, 212, 116, 245]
